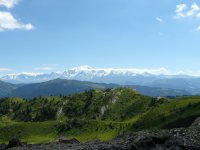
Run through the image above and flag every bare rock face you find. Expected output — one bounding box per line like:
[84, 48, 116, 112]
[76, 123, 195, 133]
[191, 117, 200, 126]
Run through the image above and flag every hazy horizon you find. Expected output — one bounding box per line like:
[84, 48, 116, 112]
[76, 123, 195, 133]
[1, 65, 200, 78]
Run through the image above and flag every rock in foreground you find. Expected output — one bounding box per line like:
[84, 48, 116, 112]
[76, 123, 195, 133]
[2, 126, 200, 150]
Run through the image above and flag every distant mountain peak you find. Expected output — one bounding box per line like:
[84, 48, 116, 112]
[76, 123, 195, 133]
[69, 65, 169, 75]
[7, 72, 44, 77]
[0, 66, 197, 84]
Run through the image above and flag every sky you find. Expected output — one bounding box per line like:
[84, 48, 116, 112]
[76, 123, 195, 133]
[0, 0, 200, 75]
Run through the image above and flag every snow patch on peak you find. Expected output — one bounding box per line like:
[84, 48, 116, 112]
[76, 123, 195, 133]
[1, 72, 58, 83]
[0, 66, 172, 84]
[68, 66, 170, 76]
[7, 72, 45, 76]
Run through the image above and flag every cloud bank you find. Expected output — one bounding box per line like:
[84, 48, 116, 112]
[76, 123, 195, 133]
[35, 67, 55, 71]
[0, 68, 12, 72]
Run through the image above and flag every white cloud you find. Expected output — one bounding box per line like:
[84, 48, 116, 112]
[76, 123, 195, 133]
[0, 0, 19, 8]
[0, 68, 12, 72]
[175, 3, 187, 18]
[176, 4, 187, 13]
[0, 0, 34, 32]
[35, 67, 55, 71]
[0, 11, 34, 31]
[186, 3, 200, 17]
[175, 3, 200, 18]
[156, 17, 163, 22]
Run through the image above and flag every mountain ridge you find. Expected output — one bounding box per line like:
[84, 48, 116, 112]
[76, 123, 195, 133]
[1, 65, 200, 95]
[1, 65, 196, 84]
[0, 79, 191, 98]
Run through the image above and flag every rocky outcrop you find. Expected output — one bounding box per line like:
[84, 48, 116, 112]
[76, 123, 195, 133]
[2, 126, 200, 150]
[191, 117, 200, 126]
[5, 138, 25, 149]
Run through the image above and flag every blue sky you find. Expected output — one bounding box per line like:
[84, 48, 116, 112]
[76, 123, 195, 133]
[0, 0, 200, 75]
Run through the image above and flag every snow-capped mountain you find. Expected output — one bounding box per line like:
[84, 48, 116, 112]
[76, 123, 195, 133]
[1, 72, 60, 84]
[1, 65, 200, 93]
[62, 65, 170, 78]
[0, 65, 171, 84]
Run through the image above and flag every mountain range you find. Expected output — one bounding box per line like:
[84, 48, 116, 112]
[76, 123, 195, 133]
[0, 65, 187, 84]
[1, 66, 200, 95]
[0, 79, 190, 98]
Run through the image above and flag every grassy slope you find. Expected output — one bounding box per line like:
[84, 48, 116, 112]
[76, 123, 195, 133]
[0, 117, 58, 144]
[0, 88, 200, 144]
[131, 96, 200, 130]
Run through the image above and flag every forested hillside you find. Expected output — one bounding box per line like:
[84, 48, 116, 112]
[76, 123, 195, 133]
[0, 88, 200, 144]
